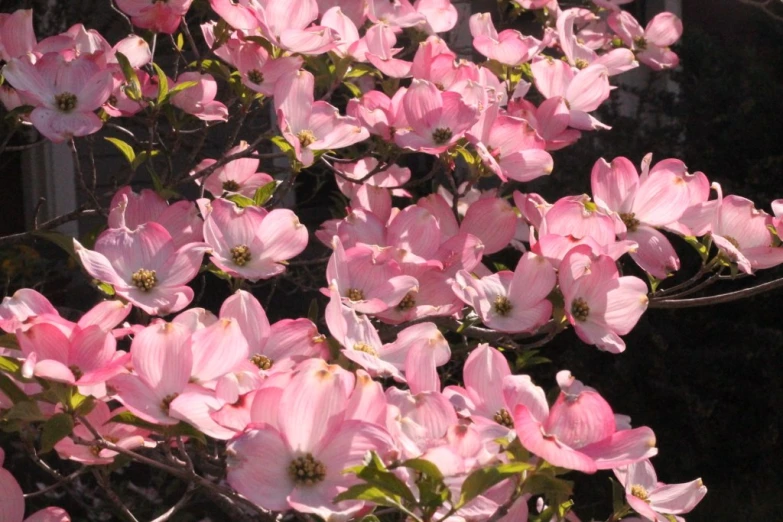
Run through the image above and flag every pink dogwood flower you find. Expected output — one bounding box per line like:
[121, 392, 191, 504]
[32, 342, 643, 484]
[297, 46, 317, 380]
[608, 11, 682, 70]
[513, 370, 658, 473]
[203, 198, 308, 281]
[614, 459, 707, 522]
[2, 53, 113, 143]
[559, 245, 649, 353]
[275, 69, 369, 167]
[171, 72, 228, 121]
[452, 252, 555, 334]
[192, 141, 275, 199]
[74, 223, 207, 316]
[530, 58, 612, 130]
[226, 359, 392, 519]
[394, 80, 479, 154]
[116, 0, 194, 34]
[108, 186, 204, 247]
[710, 194, 783, 274]
[469, 12, 542, 66]
[591, 155, 695, 278]
[0, 9, 36, 61]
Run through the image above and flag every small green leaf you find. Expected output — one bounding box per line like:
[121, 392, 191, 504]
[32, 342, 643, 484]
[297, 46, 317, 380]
[109, 411, 165, 433]
[458, 462, 533, 508]
[352, 453, 417, 503]
[206, 263, 232, 281]
[334, 484, 403, 508]
[342, 81, 362, 98]
[31, 230, 77, 258]
[115, 52, 142, 100]
[226, 193, 255, 208]
[3, 400, 45, 422]
[358, 515, 381, 522]
[40, 413, 74, 453]
[176, 33, 185, 51]
[104, 137, 137, 166]
[166, 81, 198, 99]
[253, 181, 278, 206]
[271, 135, 293, 153]
[152, 63, 169, 104]
[0, 353, 21, 373]
[97, 282, 115, 296]
[131, 149, 160, 171]
[610, 477, 626, 513]
[401, 458, 444, 481]
[166, 421, 207, 445]
[307, 298, 320, 323]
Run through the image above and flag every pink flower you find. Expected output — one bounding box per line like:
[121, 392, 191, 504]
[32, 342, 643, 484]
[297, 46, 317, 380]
[513, 370, 658, 473]
[557, 8, 637, 75]
[108, 187, 204, 248]
[559, 246, 649, 353]
[74, 223, 207, 316]
[608, 11, 682, 70]
[530, 58, 612, 130]
[257, 0, 336, 55]
[710, 194, 783, 274]
[275, 69, 369, 167]
[325, 237, 418, 314]
[203, 198, 308, 281]
[394, 80, 479, 154]
[591, 155, 695, 278]
[18, 322, 128, 390]
[0, 9, 36, 61]
[116, 0, 194, 34]
[192, 142, 275, 199]
[452, 252, 555, 333]
[226, 359, 392, 519]
[171, 72, 228, 121]
[444, 344, 548, 437]
[234, 44, 303, 96]
[2, 53, 113, 143]
[614, 459, 707, 522]
[469, 12, 542, 66]
[0, 447, 70, 521]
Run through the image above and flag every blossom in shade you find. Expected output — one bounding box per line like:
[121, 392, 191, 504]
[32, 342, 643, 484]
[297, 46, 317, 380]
[2, 53, 113, 143]
[614, 459, 707, 522]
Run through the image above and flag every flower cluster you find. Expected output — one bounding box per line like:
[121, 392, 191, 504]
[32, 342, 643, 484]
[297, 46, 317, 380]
[1, 0, 776, 521]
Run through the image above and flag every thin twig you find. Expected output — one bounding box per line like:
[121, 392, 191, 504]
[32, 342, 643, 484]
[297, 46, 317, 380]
[649, 276, 783, 308]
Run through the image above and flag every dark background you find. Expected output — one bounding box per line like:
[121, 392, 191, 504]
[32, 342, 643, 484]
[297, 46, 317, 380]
[1, 0, 782, 520]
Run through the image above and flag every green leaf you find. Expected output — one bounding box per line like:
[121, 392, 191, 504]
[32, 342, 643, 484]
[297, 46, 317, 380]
[206, 263, 232, 281]
[166, 81, 198, 99]
[109, 411, 165, 433]
[115, 52, 142, 100]
[401, 458, 444, 481]
[176, 33, 185, 51]
[70, 393, 96, 416]
[253, 181, 278, 206]
[0, 354, 21, 373]
[352, 453, 417, 503]
[458, 462, 533, 508]
[226, 193, 255, 208]
[271, 135, 293, 153]
[359, 515, 381, 522]
[342, 81, 363, 98]
[683, 235, 709, 262]
[3, 400, 45, 422]
[610, 477, 626, 513]
[307, 298, 320, 323]
[166, 421, 207, 445]
[31, 230, 76, 258]
[334, 484, 405, 508]
[40, 413, 74, 453]
[97, 282, 115, 296]
[152, 63, 169, 104]
[520, 473, 573, 502]
[131, 149, 160, 171]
